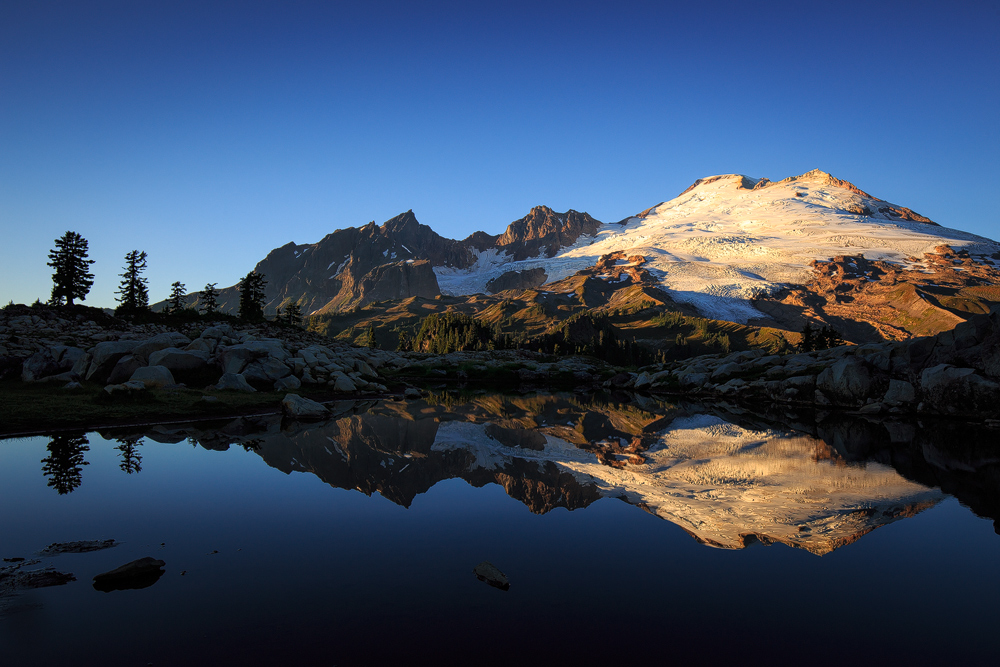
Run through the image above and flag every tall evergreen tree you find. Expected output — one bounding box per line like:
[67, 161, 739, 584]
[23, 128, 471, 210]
[167, 281, 187, 313]
[200, 282, 220, 315]
[283, 300, 303, 326]
[116, 250, 149, 313]
[238, 271, 267, 321]
[47, 231, 95, 306]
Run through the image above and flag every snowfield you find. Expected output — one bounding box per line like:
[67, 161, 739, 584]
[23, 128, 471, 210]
[435, 171, 1000, 322]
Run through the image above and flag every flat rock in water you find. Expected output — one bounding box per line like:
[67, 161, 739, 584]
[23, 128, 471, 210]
[473, 560, 510, 591]
[92, 557, 165, 592]
[281, 393, 329, 419]
[38, 539, 117, 556]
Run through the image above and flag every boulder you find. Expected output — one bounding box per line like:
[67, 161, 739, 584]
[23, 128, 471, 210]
[355, 360, 378, 379]
[199, 324, 234, 339]
[404, 387, 422, 399]
[133, 333, 191, 364]
[184, 337, 214, 354]
[218, 345, 255, 374]
[274, 375, 302, 391]
[242, 359, 292, 388]
[473, 561, 510, 591]
[243, 340, 290, 361]
[92, 557, 165, 592]
[920, 364, 1000, 418]
[129, 365, 176, 388]
[87, 340, 141, 383]
[634, 371, 652, 390]
[331, 372, 357, 393]
[883, 379, 916, 407]
[21, 349, 61, 382]
[148, 347, 210, 371]
[107, 355, 144, 384]
[281, 393, 328, 419]
[710, 362, 744, 381]
[816, 357, 876, 407]
[213, 372, 256, 392]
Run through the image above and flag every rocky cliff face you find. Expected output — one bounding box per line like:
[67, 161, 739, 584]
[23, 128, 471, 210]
[182, 207, 602, 316]
[495, 206, 603, 260]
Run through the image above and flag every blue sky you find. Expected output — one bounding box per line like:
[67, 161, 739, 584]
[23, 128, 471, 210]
[2, 0, 997, 308]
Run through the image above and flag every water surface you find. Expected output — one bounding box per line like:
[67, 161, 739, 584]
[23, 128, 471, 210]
[2, 393, 998, 666]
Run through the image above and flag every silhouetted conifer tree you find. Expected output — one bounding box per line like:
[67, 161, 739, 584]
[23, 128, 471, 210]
[200, 282, 220, 315]
[168, 281, 187, 313]
[801, 323, 816, 352]
[116, 250, 149, 313]
[47, 231, 95, 306]
[238, 271, 267, 321]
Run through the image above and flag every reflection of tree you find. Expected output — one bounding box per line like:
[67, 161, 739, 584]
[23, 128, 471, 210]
[241, 438, 263, 452]
[115, 436, 143, 474]
[42, 433, 90, 494]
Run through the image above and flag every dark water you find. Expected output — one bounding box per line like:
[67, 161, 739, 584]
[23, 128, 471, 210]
[2, 393, 999, 666]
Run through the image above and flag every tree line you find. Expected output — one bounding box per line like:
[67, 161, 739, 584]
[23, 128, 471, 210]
[44, 230, 304, 324]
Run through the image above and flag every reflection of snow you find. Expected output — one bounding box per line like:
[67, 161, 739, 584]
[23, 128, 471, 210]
[430, 413, 941, 555]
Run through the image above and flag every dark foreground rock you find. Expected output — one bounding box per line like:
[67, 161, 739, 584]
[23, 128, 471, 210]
[473, 561, 510, 591]
[38, 539, 117, 556]
[92, 557, 165, 592]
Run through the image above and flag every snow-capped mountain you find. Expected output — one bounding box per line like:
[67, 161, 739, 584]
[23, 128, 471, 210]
[437, 169, 1000, 324]
[186, 169, 999, 340]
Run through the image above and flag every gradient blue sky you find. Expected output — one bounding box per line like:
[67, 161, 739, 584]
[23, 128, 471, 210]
[2, 0, 997, 308]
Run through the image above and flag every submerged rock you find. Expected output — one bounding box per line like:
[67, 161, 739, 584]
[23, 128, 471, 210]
[92, 557, 165, 592]
[38, 539, 117, 555]
[473, 561, 510, 591]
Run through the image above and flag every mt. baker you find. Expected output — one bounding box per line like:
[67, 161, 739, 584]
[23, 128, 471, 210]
[194, 170, 1000, 341]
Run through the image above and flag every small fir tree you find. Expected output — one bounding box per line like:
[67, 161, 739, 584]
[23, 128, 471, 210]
[362, 325, 379, 349]
[283, 300, 303, 326]
[820, 325, 842, 349]
[200, 282, 220, 315]
[116, 250, 149, 313]
[800, 323, 816, 352]
[238, 271, 267, 321]
[168, 281, 187, 313]
[47, 231, 95, 306]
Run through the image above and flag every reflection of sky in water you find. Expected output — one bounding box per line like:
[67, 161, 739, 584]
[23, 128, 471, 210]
[1, 406, 999, 665]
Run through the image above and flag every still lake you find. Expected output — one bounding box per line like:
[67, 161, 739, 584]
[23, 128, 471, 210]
[2, 392, 998, 666]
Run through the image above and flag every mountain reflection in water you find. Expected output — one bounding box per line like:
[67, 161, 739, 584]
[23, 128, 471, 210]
[94, 392, 999, 555]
